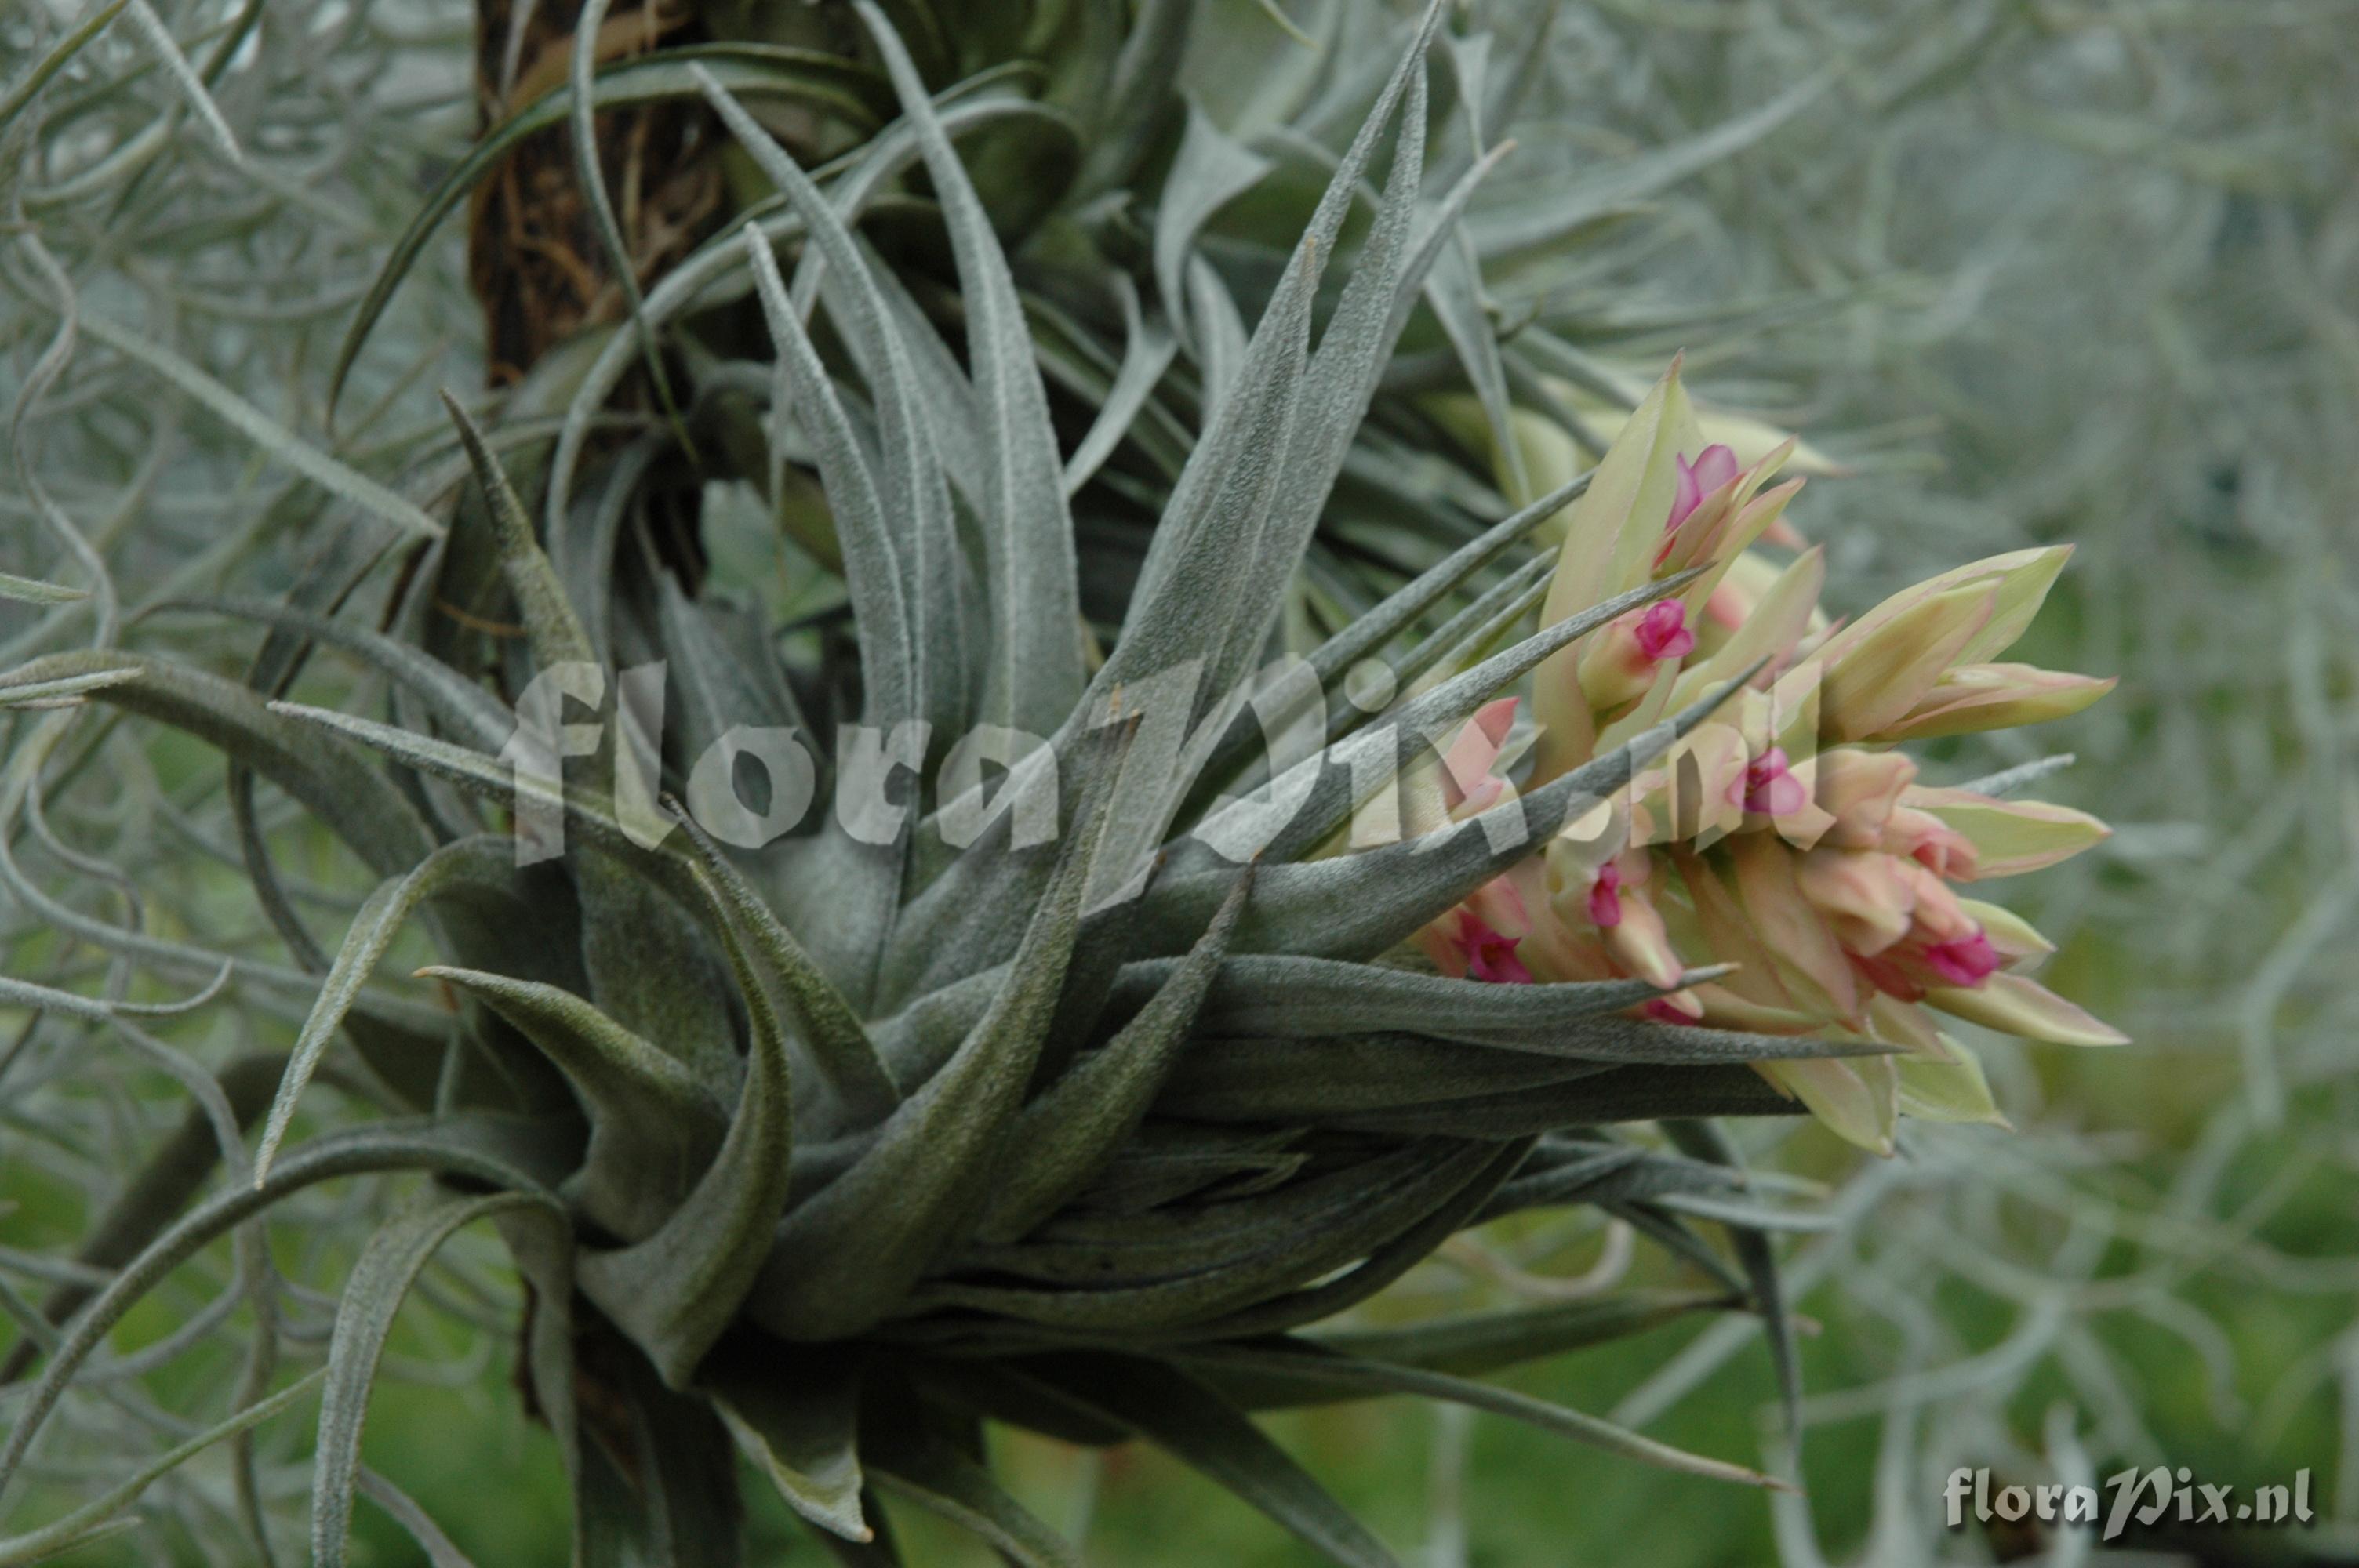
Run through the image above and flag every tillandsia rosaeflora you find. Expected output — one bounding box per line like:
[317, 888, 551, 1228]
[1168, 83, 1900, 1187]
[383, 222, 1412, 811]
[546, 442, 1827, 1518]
[0, 9, 2119, 1568]
[1416, 363, 2123, 1156]
[0, 12, 1868, 1565]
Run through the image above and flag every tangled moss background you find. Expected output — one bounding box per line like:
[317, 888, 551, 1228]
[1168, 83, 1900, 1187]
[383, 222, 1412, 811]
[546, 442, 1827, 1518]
[2, 1, 2356, 1564]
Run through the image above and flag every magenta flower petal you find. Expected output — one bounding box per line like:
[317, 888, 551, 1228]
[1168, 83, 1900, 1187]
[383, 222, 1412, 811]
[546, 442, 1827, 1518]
[1634, 601, 1696, 662]
[1587, 862, 1624, 927]
[1728, 746, 1808, 816]
[1667, 444, 1741, 533]
[1457, 912, 1534, 984]
[1921, 931, 2000, 988]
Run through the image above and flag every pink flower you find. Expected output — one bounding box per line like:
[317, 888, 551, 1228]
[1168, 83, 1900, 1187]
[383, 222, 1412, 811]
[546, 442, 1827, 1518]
[1456, 910, 1532, 985]
[1729, 746, 1808, 817]
[1587, 861, 1623, 927]
[1633, 601, 1696, 662]
[1669, 445, 1740, 534]
[1921, 931, 1999, 988]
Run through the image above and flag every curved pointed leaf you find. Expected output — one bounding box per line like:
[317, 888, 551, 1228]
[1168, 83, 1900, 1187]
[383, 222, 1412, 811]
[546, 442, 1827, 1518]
[576, 906, 792, 1387]
[973, 865, 1253, 1243]
[1012, 1356, 1399, 1568]
[256, 837, 516, 1184]
[313, 1192, 563, 1568]
[420, 967, 725, 1241]
[0, 1371, 324, 1567]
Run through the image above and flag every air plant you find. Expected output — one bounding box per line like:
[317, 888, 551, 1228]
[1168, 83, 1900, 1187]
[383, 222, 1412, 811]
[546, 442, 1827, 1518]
[0, 14, 1875, 1565]
[0, 2, 2141, 1566]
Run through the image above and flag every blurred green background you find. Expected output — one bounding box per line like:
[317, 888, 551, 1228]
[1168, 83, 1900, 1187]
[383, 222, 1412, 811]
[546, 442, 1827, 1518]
[5, 0, 2357, 1563]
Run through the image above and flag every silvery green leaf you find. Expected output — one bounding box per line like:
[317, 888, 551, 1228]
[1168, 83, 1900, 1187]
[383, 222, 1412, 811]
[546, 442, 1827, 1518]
[672, 808, 899, 1125]
[1479, 1142, 1651, 1218]
[1442, 27, 1491, 151]
[312, 1192, 562, 1568]
[355, 1468, 479, 1568]
[1155, 1033, 1610, 1123]
[1656, 1193, 1834, 1233]
[1385, 136, 1518, 345]
[732, 216, 913, 731]
[1009, 1356, 1398, 1568]
[703, 76, 962, 735]
[972, 867, 1252, 1245]
[577, 902, 792, 1388]
[159, 595, 513, 750]
[1488, 1148, 1743, 1214]
[860, 0, 1085, 735]
[1176, 1340, 1782, 1490]
[256, 837, 517, 1185]
[572, 848, 744, 1091]
[1425, 230, 1528, 499]
[1190, 465, 1587, 798]
[420, 967, 725, 1241]
[0, 0, 131, 135]
[1107, 12, 1438, 732]
[0, 570, 85, 604]
[267, 702, 689, 885]
[13, 652, 433, 877]
[75, 311, 440, 539]
[1185, 255, 1251, 406]
[1470, 72, 1833, 263]
[911, 1142, 1502, 1334]
[0, 1370, 323, 1567]
[751, 732, 1121, 1340]
[1309, 1290, 1723, 1385]
[1324, 1062, 1812, 1138]
[1153, 102, 1274, 354]
[440, 392, 594, 670]
[1089, 239, 1314, 844]
[1230, 31, 1434, 652]
[711, 1352, 869, 1543]
[863, 1416, 1078, 1568]
[860, 251, 990, 510]
[1952, 752, 2077, 799]
[1154, 662, 1756, 961]
[652, 571, 812, 752]
[543, 90, 1055, 545]
[1185, 1141, 1531, 1344]
[1062, 278, 1177, 499]
[1369, 549, 1552, 705]
[0, 965, 229, 1022]
[964, 1138, 1481, 1287]
[0, 1116, 570, 1497]
[1189, 960, 1735, 1047]
[0, 660, 137, 708]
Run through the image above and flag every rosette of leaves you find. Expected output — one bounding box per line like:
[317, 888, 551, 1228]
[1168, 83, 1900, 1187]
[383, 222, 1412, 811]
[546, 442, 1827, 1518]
[0, 14, 1867, 1566]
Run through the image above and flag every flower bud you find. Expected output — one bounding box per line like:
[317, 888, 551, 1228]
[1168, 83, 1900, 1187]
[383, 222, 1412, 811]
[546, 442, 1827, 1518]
[1813, 747, 1918, 848]
[1870, 662, 2117, 742]
[1818, 583, 1995, 742]
[1576, 601, 1696, 709]
[1905, 788, 2110, 879]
